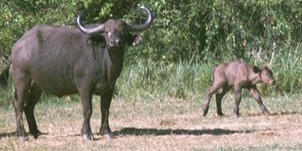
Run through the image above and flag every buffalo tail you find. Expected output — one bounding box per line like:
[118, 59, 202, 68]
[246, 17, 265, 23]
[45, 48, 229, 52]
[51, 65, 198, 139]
[0, 61, 11, 88]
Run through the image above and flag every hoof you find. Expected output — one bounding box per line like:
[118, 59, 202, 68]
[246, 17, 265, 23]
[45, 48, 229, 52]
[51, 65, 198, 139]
[104, 133, 113, 139]
[202, 111, 208, 117]
[99, 128, 112, 139]
[99, 130, 113, 139]
[217, 113, 224, 116]
[82, 134, 94, 141]
[32, 130, 44, 139]
[263, 111, 271, 116]
[18, 136, 28, 141]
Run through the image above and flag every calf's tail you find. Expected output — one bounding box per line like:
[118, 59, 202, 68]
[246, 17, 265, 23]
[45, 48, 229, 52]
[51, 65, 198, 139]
[0, 61, 11, 88]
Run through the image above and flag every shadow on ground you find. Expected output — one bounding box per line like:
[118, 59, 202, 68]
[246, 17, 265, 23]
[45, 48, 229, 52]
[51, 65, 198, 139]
[113, 127, 254, 136]
[0, 131, 15, 139]
[245, 111, 302, 117]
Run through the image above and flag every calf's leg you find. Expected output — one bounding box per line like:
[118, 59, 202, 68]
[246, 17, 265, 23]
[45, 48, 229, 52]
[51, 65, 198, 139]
[233, 85, 242, 117]
[215, 87, 229, 116]
[203, 82, 224, 116]
[249, 87, 270, 115]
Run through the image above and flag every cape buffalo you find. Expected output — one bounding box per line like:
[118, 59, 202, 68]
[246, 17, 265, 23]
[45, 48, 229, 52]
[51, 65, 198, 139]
[202, 61, 275, 117]
[0, 4, 154, 141]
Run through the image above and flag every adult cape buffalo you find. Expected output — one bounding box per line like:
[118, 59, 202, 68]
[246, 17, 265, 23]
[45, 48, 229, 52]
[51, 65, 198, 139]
[0, 5, 154, 141]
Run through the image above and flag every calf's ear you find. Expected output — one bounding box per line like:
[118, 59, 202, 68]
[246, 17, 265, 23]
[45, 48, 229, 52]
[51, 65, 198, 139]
[128, 34, 144, 46]
[262, 66, 269, 70]
[252, 66, 261, 73]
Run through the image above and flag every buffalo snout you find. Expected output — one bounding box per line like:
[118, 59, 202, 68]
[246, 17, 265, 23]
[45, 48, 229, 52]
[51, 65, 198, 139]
[109, 38, 122, 48]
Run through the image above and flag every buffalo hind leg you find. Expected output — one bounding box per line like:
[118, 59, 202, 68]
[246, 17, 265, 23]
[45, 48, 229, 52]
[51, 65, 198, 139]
[215, 87, 229, 116]
[79, 87, 94, 141]
[24, 85, 42, 139]
[203, 82, 224, 116]
[13, 73, 30, 141]
[99, 89, 113, 139]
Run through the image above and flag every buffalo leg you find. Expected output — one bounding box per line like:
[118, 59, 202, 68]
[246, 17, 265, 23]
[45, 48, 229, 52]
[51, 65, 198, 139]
[203, 82, 223, 116]
[79, 87, 94, 141]
[250, 87, 270, 115]
[234, 85, 242, 117]
[215, 87, 229, 116]
[13, 73, 30, 141]
[99, 89, 113, 139]
[24, 85, 42, 139]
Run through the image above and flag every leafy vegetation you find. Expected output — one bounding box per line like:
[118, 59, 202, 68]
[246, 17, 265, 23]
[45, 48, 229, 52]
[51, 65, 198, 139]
[1, 0, 302, 102]
[1, 1, 302, 150]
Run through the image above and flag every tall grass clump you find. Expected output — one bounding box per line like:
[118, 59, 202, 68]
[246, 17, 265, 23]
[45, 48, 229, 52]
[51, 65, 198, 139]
[116, 44, 302, 102]
[272, 45, 302, 95]
[115, 60, 215, 102]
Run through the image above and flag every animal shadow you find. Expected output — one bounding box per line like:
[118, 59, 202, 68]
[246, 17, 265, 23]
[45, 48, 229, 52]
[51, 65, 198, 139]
[113, 127, 254, 136]
[0, 131, 50, 139]
[0, 131, 16, 139]
[245, 111, 302, 117]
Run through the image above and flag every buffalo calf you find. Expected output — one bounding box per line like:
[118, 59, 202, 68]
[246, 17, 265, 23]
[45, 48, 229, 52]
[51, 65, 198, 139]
[202, 61, 275, 117]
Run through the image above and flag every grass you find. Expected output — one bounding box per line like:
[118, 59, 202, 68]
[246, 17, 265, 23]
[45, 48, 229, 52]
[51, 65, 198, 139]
[0, 49, 302, 150]
[1, 46, 302, 106]
[0, 94, 302, 151]
[115, 61, 214, 101]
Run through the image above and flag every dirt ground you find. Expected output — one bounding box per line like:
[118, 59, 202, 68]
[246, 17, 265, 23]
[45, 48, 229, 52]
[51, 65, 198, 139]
[0, 96, 302, 151]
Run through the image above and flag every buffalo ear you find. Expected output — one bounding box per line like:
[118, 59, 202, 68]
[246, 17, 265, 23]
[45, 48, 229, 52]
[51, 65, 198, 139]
[252, 66, 261, 73]
[128, 34, 144, 46]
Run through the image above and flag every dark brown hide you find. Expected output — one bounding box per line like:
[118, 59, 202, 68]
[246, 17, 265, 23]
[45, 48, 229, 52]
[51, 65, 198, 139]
[4, 5, 154, 141]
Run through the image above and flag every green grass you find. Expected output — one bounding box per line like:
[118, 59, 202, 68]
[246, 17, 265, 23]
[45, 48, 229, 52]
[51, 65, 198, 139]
[115, 61, 214, 102]
[116, 45, 302, 103]
[1, 46, 302, 108]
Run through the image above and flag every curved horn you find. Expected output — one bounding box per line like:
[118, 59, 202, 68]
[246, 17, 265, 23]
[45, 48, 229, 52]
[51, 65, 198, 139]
[77, 12, 105, 34]
[127, 5, 154, 32]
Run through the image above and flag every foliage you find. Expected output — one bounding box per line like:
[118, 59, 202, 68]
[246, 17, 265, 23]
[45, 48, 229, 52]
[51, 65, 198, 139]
[1, 0, 302, 96]
[128, 0, 302, 64]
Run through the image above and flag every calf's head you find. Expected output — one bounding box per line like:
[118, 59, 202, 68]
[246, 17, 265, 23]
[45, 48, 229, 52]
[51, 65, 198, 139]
[253, 66, 275, 85]
[77, 5, 153, 50]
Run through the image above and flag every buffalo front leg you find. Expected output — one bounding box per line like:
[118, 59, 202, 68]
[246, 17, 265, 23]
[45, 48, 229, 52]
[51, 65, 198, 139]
[250, 87, 270, 115]
[24, 86, 42, 139]
[79, 88, 94, 141]
[99, 89, 113, 139]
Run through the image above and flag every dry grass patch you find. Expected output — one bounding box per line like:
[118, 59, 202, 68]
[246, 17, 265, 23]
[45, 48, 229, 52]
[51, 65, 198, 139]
[0, 95, 302, 151]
